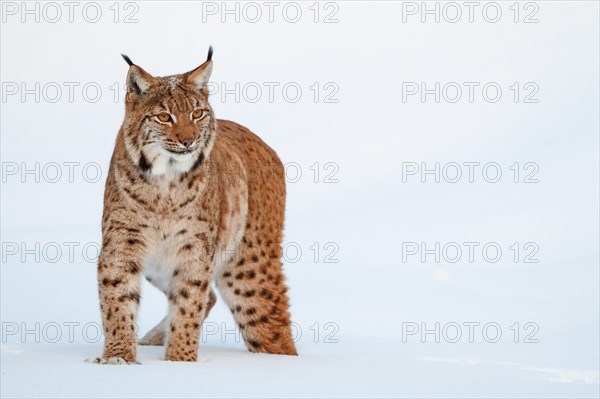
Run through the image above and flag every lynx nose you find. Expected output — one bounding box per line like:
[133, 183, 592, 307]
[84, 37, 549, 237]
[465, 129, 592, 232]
[180, 138, 194, 148]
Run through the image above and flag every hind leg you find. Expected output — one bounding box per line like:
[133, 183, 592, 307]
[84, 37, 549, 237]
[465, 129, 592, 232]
[139, 315, 168, 346]
[139, 280, 217, 346]
[216, 238, 297, 355]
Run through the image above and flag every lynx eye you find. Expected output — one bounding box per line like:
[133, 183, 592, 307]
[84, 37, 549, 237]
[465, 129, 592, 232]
[192, 109, 206, 120]
[157, 113, 171, 123]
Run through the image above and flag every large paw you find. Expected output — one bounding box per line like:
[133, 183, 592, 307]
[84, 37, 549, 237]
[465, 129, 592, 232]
[86, 357, 140, 365]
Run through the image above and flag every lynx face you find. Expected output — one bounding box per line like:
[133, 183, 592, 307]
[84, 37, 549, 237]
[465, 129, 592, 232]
[121, 52, 217, 177]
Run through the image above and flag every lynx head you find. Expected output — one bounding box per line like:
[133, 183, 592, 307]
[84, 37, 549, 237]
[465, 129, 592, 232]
[120, 47, 216, 177]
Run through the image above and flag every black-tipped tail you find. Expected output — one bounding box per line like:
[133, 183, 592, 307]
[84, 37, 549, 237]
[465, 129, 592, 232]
[121, 54, 134, 66]
[207, 46, 213, 61]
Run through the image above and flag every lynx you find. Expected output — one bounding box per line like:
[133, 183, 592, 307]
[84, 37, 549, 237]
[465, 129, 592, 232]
[88, 48, 297, 364]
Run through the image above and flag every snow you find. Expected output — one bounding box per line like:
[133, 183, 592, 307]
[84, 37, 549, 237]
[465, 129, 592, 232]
[1, 342, 597, 398]
[1, 249, 598, 397]
[1, 1, 599, 398]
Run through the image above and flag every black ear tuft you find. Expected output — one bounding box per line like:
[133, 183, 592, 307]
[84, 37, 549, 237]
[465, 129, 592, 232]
[207, 46, 213, 62]
[121, 54, 134, 66]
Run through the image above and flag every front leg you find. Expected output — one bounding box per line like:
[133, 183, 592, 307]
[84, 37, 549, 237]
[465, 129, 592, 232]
[165, 246, 214, 362]
[94, 237, 144, 364]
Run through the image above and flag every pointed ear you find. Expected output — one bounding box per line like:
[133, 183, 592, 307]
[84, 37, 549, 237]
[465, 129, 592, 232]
[121, 54, 155, 98]
[186, 46, 213, 93]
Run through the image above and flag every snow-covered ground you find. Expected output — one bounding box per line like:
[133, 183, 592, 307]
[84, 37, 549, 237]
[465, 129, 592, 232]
[1, 1, 599, 398]
[1, 249, 599, 398]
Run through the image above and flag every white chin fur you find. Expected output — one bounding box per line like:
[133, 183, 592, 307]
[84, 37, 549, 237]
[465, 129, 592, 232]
[145, 145, 198, 178]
